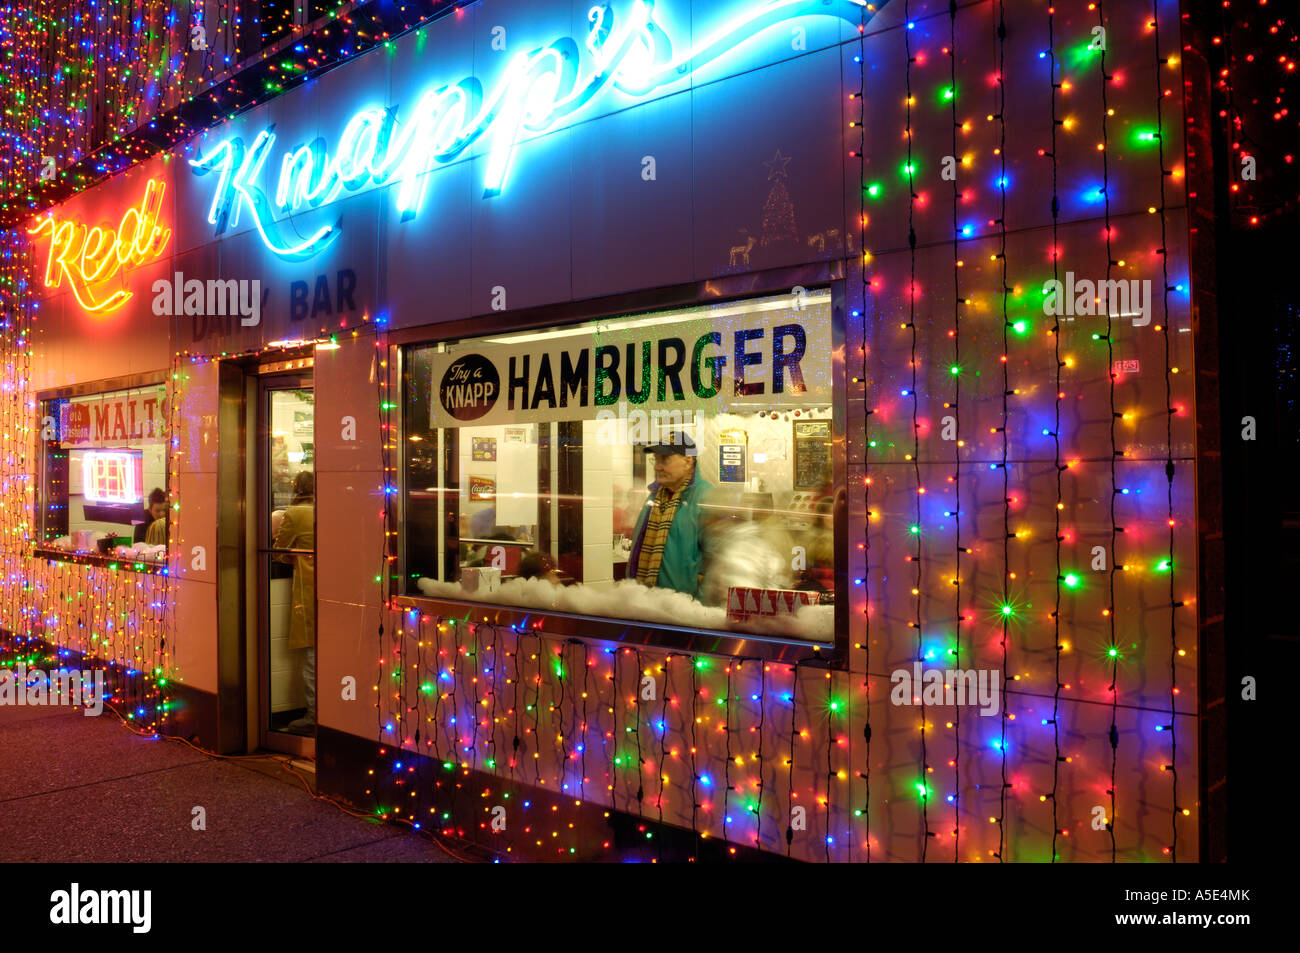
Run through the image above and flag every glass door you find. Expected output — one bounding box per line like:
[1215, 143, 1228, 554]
[256, 373, 315, 756]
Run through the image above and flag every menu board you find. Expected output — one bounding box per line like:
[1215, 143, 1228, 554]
[793, 420, 831, 490]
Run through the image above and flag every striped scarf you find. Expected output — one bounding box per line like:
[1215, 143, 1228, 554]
[634, 483, 686, 586]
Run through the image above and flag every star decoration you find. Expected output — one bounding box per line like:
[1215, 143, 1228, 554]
[764, 149, 791, 180]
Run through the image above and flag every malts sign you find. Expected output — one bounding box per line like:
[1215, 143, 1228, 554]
[429, 294, 833, 429]
[60, 390, 167, 449]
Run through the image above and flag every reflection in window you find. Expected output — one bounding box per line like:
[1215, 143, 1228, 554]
[38, 382, 169, 564]
[402, 291, 838, 644]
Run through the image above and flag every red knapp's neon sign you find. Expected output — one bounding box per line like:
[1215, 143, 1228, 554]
[27, 178, 171, 314]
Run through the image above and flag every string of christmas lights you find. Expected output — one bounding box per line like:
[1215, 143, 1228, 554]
[1096, 0, 1121, 865]
[993, 0, 1011, 863]
[1046, 0, 1065, 863]
[946, 0, 964, 864]
[850, 3, 873, 864]
[902, 0, 934, 862]
[1149, 0, 1180, 862]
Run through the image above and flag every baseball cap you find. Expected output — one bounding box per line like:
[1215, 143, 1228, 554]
[641, 430, 697, 456]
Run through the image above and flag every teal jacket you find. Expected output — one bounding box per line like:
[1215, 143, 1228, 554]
[627, 473, 713, 598]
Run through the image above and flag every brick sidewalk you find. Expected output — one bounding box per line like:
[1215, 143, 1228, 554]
[0, 703, 460, 862]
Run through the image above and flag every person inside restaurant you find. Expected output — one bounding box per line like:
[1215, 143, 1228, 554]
[626, 432, 714, 599]
[134, 487, 168, 544]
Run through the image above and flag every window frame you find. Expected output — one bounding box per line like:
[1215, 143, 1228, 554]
[390, 271, 849, 666]
[33, 371, 171, 575]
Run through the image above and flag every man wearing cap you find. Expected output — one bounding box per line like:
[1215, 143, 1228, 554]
[627, 432, 714, 599]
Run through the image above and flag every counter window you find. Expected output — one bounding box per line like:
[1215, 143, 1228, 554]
[402, 290, 838, 644]
[37, 381, 170, 564]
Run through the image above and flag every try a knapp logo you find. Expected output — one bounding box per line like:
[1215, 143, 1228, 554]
[0, 665, 106, 716]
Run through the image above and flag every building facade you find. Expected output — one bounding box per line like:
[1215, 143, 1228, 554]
[0, 0, 1215, 861]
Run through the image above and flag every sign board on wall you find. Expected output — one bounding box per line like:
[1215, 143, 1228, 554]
[429, 297, 833, 429]
[61, 391, 167, 449]
[82, 450, 144, 505]
[468, 475, 496, 501]
[793, 419, 832, 490]
[719, 429, 748, 483]
[24, 1, 863, 366]
[184, 0, 868, 264]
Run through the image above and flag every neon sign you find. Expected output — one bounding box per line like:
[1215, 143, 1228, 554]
[189, 0, 867, 261]
[82, 450, 141, 505]
[27, 179, 171, 313]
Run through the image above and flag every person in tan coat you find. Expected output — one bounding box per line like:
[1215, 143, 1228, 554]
[274, 470, 315, 731]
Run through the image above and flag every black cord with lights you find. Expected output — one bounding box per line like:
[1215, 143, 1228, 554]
[609, 647, 621, 811]
[579, 641, 591, 803]
[552, 639, 569, 794]
[850, 1, 873, 862]
[723, 658, 735, 847]
[632, 648, 645, 818]
[1096, 0, 1121, 864]
[824, 665, 834, 863]
[993, 0, 1011, 863]
[690, 655, 701, 861]
[488, 624, 502, 775]
[1045, 1, 1065, 863]
[510, 626, 522, 781]
[784, 660, 800, 859]
[1150, 0, 1180, 861]
[902, 0, 933, 861]
[657, 654, 671, 834]
[754, 662, 766, 851]
[946, 0, 963, 862]
[530, 633, 543, 788]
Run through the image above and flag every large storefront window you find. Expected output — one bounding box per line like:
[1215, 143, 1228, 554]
[37, 380, 169, 566]
[402, 290, 838, 644]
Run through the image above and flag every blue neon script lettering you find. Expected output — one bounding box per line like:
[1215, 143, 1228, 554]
[189, 0, 868, 260]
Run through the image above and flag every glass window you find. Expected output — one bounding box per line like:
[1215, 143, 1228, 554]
[37, 381, 170, 565]
[402, 290, 838, 644]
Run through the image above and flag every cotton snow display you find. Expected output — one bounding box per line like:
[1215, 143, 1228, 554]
[698, 518, 794, 606]
[114, 542, 166, 561]
[416, 575, 833, 642]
